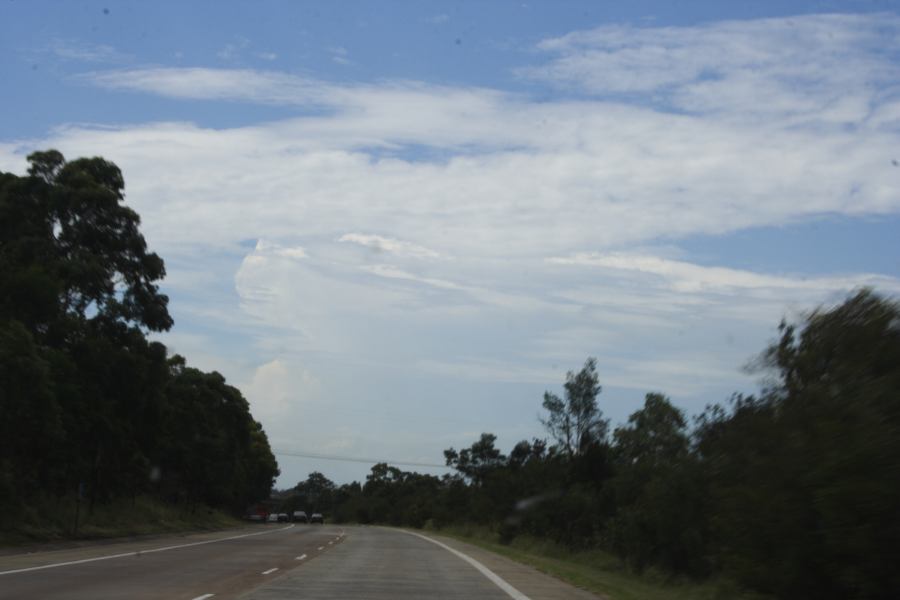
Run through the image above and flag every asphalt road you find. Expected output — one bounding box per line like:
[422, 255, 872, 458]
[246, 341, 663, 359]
[0, 524, 601, 600]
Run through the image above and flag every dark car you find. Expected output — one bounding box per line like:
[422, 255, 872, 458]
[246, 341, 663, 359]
[292, 510, 308, 523]
[310, 512, 324, 524]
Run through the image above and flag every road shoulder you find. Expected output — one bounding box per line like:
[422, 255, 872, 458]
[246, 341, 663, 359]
[412, 530, 605, 600]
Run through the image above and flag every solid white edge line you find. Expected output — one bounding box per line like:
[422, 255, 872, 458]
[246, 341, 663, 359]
[191, 595, 215, 600]
[261, 567, 279, 575]
[399, 530, 532, 600]
[0, 524, 296, 576]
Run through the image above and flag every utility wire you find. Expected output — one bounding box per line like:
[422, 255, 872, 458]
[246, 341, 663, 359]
[272, 448, 452, 470]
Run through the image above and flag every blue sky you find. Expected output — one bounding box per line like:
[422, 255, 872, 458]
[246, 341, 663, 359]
[3, 1, 900, 486]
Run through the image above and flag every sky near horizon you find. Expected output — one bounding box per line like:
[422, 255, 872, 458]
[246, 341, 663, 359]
[3, 0, 900, 487]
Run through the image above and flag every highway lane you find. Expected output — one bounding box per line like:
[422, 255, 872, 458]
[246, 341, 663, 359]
[0, 523, 344, 600]
[241, 526, 512, 600]
[0, 525, 601, 600]
[241, 526, 602, 600]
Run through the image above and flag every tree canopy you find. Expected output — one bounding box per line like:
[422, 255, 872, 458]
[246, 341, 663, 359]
[540, 357, 608, 456]
[1, 151, 278, 531]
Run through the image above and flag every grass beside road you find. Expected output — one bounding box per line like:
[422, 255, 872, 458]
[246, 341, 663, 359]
[0, 495, 242, 548]
[428, 524, 769, 600]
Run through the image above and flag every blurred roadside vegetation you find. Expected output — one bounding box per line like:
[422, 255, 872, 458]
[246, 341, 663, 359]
[431, 524, 770, 600]
[302, 289, 899, 600]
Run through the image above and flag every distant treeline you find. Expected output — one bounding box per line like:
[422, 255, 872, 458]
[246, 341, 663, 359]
[297, 290, 900, 600]
[0, 151, 279, 529]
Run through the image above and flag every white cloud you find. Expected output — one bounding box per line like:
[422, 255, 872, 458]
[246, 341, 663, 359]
[65, 16, 900, 259]
[416, 351, 750, 398]
[217, 36, 251, 61]
[329, 46, 352, 66]
[339, 233, 441, 259]
[522, 13, 900, 124]
[16, 105, 897, 262]
[245, 358, 319, 428]
[547, 252, 900, 294]
[255, 239, 307, 259]
[361, 264, 460, 290]
[82, 68, 335, 106]
[45, 39, 130, 63]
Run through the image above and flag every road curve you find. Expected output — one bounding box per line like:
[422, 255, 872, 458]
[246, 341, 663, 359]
[0, 525, 601, 600]
[241, 526, 511, 600]
[240, 526, 601, 600]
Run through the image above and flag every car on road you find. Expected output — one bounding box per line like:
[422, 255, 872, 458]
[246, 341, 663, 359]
[266, 513, 279, 523]
[277, 513, 290, 523]
[310, 512, 324, 524]
[293, 510, 308, 523]
[245, 513, 264, 522]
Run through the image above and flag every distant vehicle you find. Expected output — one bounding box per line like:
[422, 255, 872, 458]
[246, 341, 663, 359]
[246, 514, 264, 522]
[293, 511, 308, 523]
[310, 513, 324, 524]
[277, 513, 289, 523]
[266, 513, 279, 523]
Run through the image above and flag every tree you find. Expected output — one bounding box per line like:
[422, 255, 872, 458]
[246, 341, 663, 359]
[296, 471, 336, 513]
[698, 290, 900, 598]
[508, 438, 547, 468]
[6, 151, 173, 337]
[444, 433, 506, 485]
[614, 393, 688, 466]
[609, 393, 706, 574]
[1, 151, 175, 512]
[0, 321, 64, 506]
[541, 358, 608, 456]
[0, 151, 278, 532]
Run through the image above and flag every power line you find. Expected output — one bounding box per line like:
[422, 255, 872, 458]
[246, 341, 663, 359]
[272, 448, 452, 470]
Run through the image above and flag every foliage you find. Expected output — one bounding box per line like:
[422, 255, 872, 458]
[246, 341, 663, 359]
[287, 471, 337, 514]
[0, 151, 278, 534]
[444, 433, 506, 485]
[696, 290, 900, 599]
[541, 357, 608, 456]
[433, 525, 767, 600]
[315, 291, 899, 600]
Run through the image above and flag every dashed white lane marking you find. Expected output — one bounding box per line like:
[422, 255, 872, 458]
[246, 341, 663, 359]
[0, 525, 296, 577]
[399, 530, 532, 600]
[295, 554, 307, 561]
[317, 546, 324, 551]
[261, 567, 279, 575]
[328, 541, 333, 545]
[192, 595, 215, 600]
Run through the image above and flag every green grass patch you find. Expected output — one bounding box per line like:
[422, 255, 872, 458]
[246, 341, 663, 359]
[427, 524, 768, 600]
[0, 495, 242, 547]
